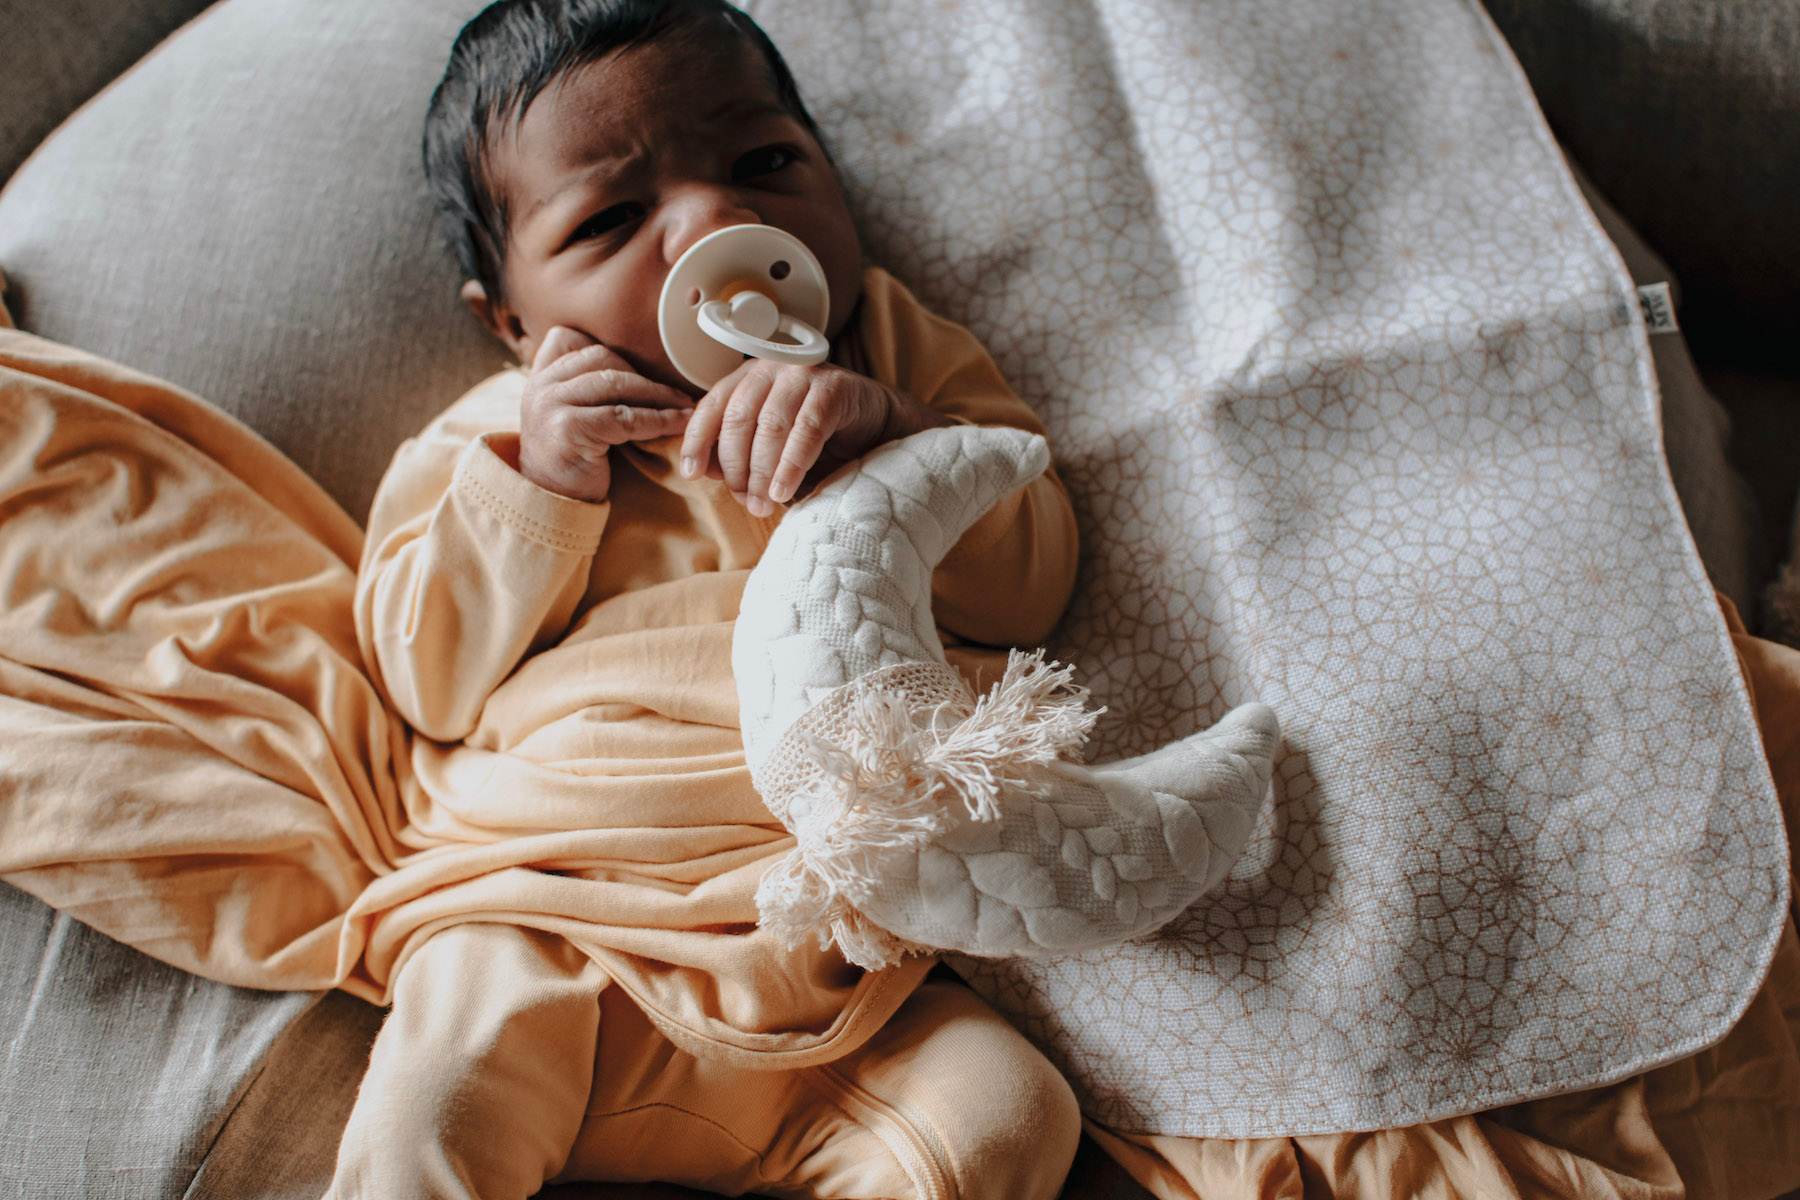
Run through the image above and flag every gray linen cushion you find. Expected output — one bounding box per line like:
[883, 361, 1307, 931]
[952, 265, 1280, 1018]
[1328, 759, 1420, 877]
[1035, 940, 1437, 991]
[0, 883, 314, 1198]
[181, 990, 382, 1200]
[0, 0, 503, 522]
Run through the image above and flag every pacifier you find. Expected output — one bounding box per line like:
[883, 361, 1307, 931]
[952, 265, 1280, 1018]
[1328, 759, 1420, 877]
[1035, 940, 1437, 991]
[658, 224, 832, 389]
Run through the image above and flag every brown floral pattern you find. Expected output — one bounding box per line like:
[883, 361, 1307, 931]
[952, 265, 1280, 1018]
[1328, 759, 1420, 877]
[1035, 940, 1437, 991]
[750, 0, 1790, 1137]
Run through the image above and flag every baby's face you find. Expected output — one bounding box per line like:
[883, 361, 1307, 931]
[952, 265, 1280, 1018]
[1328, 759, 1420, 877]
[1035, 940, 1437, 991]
[478, 33, 862, 394]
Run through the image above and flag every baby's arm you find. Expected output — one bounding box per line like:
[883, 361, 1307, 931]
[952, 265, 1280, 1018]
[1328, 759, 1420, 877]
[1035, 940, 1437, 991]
[352, 396, 599, 741]
[356, 394, 602, 740]
[921, 355, 1080, 649]
[857, 275, 1080, 648]
[358, 334, 693, 739]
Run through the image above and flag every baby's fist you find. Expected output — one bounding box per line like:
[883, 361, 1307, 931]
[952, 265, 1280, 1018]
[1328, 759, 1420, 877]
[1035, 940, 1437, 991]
[679, 359, 950, 516]
[518, 327, 693, 503]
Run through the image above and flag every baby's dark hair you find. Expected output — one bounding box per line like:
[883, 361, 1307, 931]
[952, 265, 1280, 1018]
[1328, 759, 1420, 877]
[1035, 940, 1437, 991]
[423, 0, 819, 301]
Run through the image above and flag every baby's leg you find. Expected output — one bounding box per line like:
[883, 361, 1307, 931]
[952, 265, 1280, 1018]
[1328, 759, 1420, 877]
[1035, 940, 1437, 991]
[328, 922, 612, 1200]
[557, 977, 1082, 1199]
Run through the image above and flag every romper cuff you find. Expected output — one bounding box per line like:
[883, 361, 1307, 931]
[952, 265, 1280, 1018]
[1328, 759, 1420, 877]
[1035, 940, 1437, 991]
[455, 432, 610, 555]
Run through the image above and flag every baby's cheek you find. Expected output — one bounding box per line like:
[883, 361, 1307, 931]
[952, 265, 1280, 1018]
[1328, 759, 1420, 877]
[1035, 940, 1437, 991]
[816, 225, 864, 339]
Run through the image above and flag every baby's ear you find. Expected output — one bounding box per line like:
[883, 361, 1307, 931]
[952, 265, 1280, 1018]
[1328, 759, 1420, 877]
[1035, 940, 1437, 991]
[460, 279, 532, 362]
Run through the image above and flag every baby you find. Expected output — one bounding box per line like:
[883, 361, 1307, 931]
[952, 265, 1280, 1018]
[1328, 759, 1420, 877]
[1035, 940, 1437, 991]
[337, 0, 1084, 1196]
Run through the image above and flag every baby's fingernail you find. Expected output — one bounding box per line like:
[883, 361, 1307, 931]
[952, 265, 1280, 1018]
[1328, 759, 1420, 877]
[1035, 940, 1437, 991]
[748, 495, 773, 518]
[680, 455, 697, 478]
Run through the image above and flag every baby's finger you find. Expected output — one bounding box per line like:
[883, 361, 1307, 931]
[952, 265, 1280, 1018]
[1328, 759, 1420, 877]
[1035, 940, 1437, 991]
[531, 325, 597, 373]
[536, 340, 626, 385]
[713, 369, 776, 503]
[552, 363, 692, 412]
[534, 343, 687, 409]
[765, 385, 838, 505]
[746, 373, 816, 514]
[585, 404, 693, 445]
[680, 361, 751, 480]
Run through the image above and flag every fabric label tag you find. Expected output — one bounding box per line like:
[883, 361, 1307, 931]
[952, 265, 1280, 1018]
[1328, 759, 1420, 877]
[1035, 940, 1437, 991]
[1638, 282, 1678, 335]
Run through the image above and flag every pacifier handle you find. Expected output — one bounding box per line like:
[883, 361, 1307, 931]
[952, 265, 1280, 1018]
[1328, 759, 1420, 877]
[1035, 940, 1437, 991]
[659, 224, 833, 389]
[697, 300, 829, 365]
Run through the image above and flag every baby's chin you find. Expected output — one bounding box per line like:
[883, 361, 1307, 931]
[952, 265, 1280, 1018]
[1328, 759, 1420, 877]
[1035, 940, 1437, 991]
[618, 346, 703, 399]
[827, 257, 864, 333]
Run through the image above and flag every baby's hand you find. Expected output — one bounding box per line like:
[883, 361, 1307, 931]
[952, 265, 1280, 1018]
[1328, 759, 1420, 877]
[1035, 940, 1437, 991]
[518, 327, 693, 503]
[678, 360, 951, 516]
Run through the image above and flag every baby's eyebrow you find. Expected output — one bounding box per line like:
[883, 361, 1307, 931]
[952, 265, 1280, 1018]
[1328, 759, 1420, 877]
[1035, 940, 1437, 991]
[514, 100, 798, 226]
[703, 95, 790, 124]
[523, 154, 645, 223]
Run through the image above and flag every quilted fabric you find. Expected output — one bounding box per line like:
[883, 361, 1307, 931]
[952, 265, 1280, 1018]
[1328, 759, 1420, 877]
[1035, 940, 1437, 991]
[745, 0, 1792, 1138]
[735, 423, 1280, 966]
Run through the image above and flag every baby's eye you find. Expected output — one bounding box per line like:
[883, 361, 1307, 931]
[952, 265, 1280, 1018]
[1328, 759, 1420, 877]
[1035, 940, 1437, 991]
[572, 202, 643, 242]
[732, 144, 798, 181]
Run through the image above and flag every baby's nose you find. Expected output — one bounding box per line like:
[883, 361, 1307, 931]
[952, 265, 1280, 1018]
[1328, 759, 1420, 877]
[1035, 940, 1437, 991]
[663, 186, 762, 263]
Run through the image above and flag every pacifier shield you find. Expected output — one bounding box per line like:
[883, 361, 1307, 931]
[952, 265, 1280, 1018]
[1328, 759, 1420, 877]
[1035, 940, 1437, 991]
[658, 224, 832, 389]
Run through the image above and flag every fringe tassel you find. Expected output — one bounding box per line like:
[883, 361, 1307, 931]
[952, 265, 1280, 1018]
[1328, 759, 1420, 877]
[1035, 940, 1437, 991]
[757, 649, 1103, 969]
[755, 852, 922, 970]
[928, 649, 1101, 821]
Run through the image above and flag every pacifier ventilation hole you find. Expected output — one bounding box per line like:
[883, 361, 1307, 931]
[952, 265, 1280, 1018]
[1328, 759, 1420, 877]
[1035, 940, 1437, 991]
[687, 287, 703, 308]
[769, 260, 791, 280]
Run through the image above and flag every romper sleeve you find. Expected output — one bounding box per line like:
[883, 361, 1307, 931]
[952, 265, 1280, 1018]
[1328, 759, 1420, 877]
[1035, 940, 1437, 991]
[856, 271, 1081, 648]
[354, 371, 610, 742]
